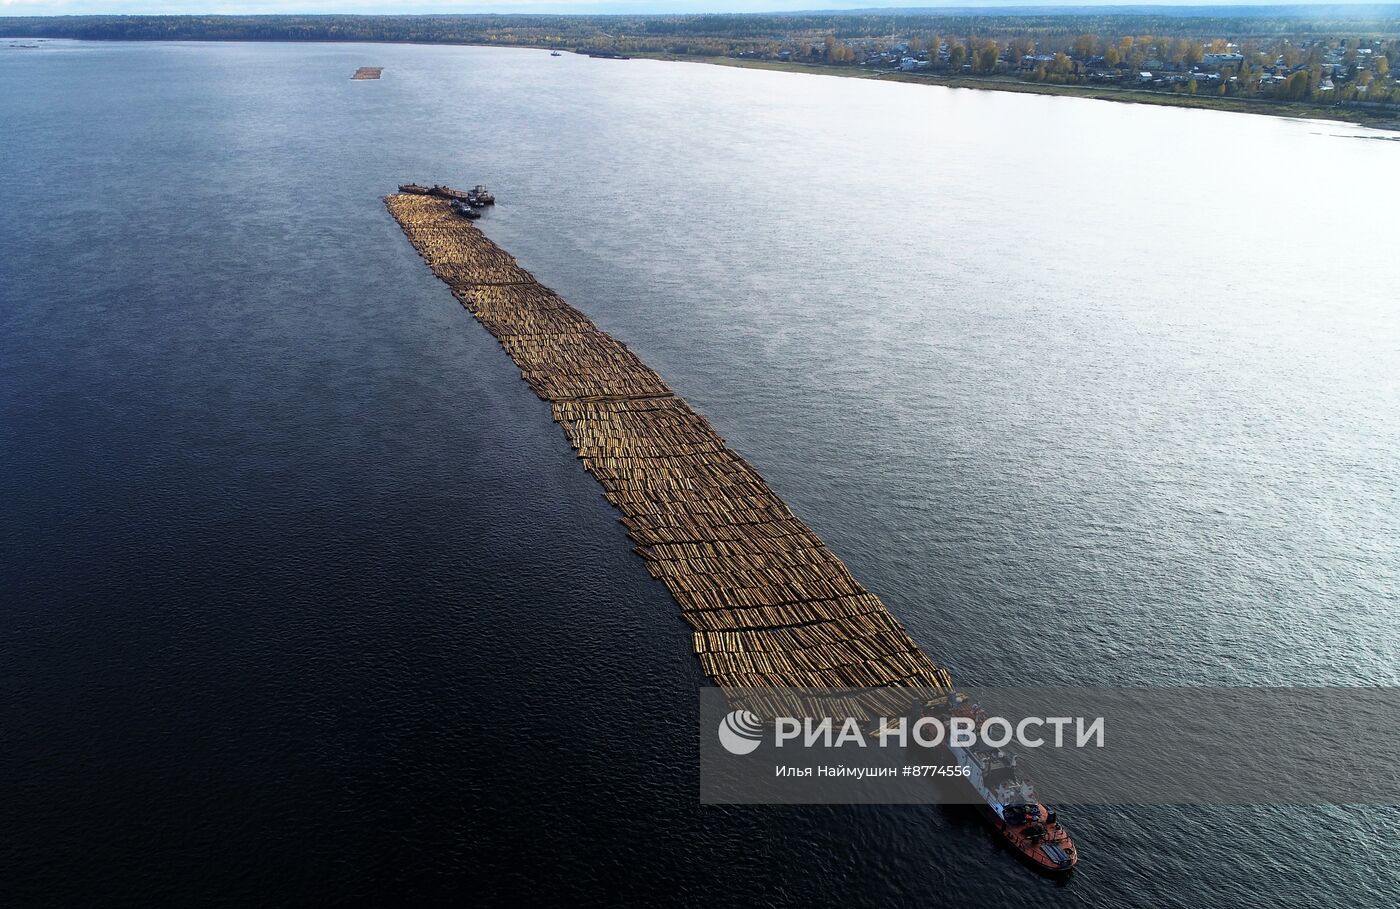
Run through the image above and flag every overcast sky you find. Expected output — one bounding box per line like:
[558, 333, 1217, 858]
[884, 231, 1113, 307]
[0, 0, 1350, 15]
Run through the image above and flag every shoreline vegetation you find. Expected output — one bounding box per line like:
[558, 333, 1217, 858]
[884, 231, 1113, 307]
[6, 10, 1400, 129]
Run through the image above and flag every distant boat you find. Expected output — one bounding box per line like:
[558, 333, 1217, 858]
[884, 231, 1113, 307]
[551, 51, 562, 57]
[449, 199, 481, 220]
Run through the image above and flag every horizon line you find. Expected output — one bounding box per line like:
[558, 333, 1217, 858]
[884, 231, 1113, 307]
[8, 2, 1400, 15]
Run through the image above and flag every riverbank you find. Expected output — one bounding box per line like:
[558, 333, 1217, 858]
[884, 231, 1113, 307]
[649, 53, 1400, 130]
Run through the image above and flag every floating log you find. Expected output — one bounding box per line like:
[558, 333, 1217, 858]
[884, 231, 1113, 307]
[384, 191, 954, 703]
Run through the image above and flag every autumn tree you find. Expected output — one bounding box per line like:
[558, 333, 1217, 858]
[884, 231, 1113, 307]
[1280, 70, 1310, 100]
[976, 41, 1000, 73]
[1007, 36, 1034, 65]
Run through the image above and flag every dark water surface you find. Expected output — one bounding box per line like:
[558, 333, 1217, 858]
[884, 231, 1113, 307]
[3, 40, 1398, 907]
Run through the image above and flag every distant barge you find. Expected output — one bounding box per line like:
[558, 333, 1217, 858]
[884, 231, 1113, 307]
[399, 183, 468, 201]
[398, 182, 496, 219]
[351, 67, 383, 80]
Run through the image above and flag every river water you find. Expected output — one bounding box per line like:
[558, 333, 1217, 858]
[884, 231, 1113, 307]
[3, 39, 1398, 907]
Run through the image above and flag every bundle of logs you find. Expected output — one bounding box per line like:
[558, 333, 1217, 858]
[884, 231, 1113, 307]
[386, 193, 952, 717]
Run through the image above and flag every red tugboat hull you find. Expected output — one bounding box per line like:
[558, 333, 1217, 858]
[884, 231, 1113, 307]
[921, 694, 1080, 875]
[976, 801, 1079, 875]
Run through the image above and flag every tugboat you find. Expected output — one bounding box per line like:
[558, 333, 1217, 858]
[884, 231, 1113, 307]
[449, 198, 481, 220]
[551, 50, 562, 57]
[467, 185, 496, 206]
[924, 693, 1079, 874]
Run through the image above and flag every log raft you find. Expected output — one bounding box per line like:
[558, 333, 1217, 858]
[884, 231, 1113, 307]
[385, 192, 953, 698]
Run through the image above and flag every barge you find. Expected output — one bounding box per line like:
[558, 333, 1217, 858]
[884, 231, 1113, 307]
[398, 183, 496, 207]
[397, 183, 470, 201]
[383, 186, 1074, 877]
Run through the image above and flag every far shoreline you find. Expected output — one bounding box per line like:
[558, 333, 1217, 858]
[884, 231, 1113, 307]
[653, 53, 1400, 131]
[7, 34, 1398, 131]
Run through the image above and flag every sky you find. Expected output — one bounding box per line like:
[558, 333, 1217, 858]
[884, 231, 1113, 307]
[0, 0, 1352, 15]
